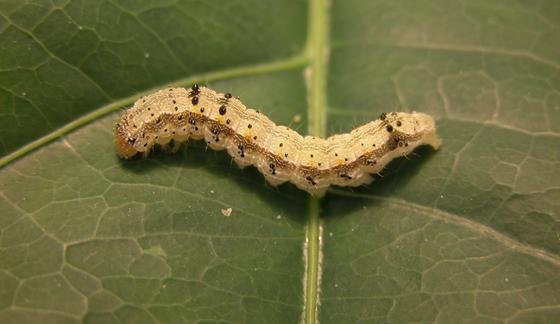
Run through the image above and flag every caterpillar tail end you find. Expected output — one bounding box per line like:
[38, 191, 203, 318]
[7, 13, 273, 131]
[426, 132, 442, 151]
[413, 112, 442, 150]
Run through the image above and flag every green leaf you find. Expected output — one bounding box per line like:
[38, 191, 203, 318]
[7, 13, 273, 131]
[1, 1, 559, 323]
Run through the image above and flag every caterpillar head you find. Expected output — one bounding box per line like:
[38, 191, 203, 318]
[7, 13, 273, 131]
[114, 121, 139, 159]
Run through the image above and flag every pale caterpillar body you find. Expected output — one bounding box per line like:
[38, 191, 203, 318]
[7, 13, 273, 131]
[115, 85, 441, 196]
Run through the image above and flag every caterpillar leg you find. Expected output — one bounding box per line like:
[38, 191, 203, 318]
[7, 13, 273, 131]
[161, 140, 184, 154]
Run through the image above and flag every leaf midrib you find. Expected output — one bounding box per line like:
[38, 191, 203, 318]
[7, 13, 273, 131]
[303, 0, 329, 323]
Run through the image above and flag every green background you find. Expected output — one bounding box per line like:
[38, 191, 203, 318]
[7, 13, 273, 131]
[1, 0, 559, 323]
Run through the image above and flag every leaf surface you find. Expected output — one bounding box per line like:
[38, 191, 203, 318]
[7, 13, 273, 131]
[1, 1, 559, 323]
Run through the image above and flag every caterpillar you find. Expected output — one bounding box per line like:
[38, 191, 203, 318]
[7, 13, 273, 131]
[115, 85, 441, 196]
